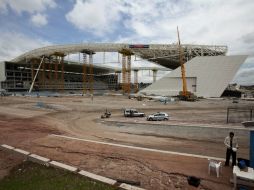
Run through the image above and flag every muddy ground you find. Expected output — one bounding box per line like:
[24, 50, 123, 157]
[0, 95, 252, 189]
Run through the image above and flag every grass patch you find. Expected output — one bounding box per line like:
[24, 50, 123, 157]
[0, 161, 117, 190]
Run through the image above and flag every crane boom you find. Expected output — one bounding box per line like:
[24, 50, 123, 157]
[177, 26, 188, 97]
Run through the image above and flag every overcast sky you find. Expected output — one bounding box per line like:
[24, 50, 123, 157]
[0, 0, 253, 85]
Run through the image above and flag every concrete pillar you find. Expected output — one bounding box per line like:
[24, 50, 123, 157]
[134, 70, 138, 93]
[250, 130, 254, 168]
[121, 54, 126, 93]
[126, 55, 131, 95]
[152, 69, 158, 83]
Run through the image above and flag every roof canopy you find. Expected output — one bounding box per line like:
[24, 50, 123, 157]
[11, 43, 227, 70]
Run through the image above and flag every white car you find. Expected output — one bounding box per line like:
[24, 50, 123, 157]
[147, 112, 169, 121]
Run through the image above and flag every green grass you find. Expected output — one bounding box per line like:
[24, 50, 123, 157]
[0, 161, 117, 190]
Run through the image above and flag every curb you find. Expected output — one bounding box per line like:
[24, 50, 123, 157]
[1, 144, 146, 190]
[49, 161, 78, 173]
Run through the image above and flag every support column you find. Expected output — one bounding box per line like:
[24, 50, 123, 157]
[152, 69, 158, 83]
[42, 58, 45, 89]
[119, 50, 133, 95]
[61, 56, 64, 90]
[48, 57, 52, 89]
[82, 53, 87, 95]
[121, 54, 126, 94]
[134, 70, 139, 93]
[250, 130, 254, 168]
[54, 56, 59, 90]
[89, 53, 94, 96]
[126, 55, 131, 95]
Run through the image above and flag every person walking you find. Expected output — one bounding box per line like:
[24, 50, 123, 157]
[224, 132, 238, 166]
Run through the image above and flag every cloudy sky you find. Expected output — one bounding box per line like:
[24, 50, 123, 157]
[0, 0, 253, 84]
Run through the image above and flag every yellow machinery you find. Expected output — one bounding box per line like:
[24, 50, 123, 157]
[177, 27, 197, 101]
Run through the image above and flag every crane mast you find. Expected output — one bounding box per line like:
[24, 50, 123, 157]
[177, 26, 188, 97]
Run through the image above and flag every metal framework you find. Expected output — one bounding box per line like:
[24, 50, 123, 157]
[11, 43, 227, 70]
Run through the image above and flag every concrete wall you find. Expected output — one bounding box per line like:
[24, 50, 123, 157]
[140, 55, 248, 98]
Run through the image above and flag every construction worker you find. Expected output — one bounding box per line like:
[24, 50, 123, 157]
[224, 132, 238, 166]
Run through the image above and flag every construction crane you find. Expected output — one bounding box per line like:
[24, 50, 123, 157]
[177, 27, 197, 101]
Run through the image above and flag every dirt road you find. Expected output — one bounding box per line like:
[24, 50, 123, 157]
[0, 95, 252, 189]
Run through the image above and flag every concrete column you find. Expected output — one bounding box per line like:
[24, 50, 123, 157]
[250, 130, 254, 168]
[121, 55, 126, 93]
[126, 55, 131, 95]
[152, 69, 158, 83]
[134, 69, 139, 93]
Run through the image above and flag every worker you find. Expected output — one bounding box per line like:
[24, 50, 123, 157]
[224, 132, 238, 166]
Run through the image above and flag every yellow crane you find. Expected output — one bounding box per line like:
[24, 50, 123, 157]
[177, 27, 197, 101]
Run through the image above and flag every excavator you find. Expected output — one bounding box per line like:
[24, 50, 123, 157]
[177, 27, 197, 101]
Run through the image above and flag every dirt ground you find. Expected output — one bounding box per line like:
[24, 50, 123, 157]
[0, 95, 253, 189]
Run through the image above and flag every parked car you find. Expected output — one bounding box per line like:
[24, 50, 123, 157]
[147, 112, 169, 121]
[124, 108, 145, 117]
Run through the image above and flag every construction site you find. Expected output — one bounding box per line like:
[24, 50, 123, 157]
[0, 42, 254, 190]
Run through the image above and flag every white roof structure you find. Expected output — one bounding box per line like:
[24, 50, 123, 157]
[139, 55, 248, 98]
[11, 43, 227, 70]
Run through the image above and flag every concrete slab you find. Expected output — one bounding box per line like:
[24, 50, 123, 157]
[78, 170, 117, 186]
[49, 161, 77, 172]
[0, 144, 15, 151]
[14, 148, 30, 155]
[119, 183, 146, 190]
[28, 154, 50, 165]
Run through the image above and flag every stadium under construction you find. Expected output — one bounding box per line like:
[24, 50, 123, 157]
[0, 43, 246, 97]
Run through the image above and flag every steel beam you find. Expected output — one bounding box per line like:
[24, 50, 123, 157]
[29, 56, 44, 93]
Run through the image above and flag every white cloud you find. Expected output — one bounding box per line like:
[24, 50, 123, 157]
[66, 0, 124, 35]
[232, 57, 254, 85]
[30, 13, 48, 27]
[121, 0, 254, 49]
[0, 0, 56, 27]
[0, 32, 51, 61]
[233, 67, 254, 85]
[0, 0, 56, 14]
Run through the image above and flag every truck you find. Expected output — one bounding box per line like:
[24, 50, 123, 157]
[124, 108, 145, 117]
